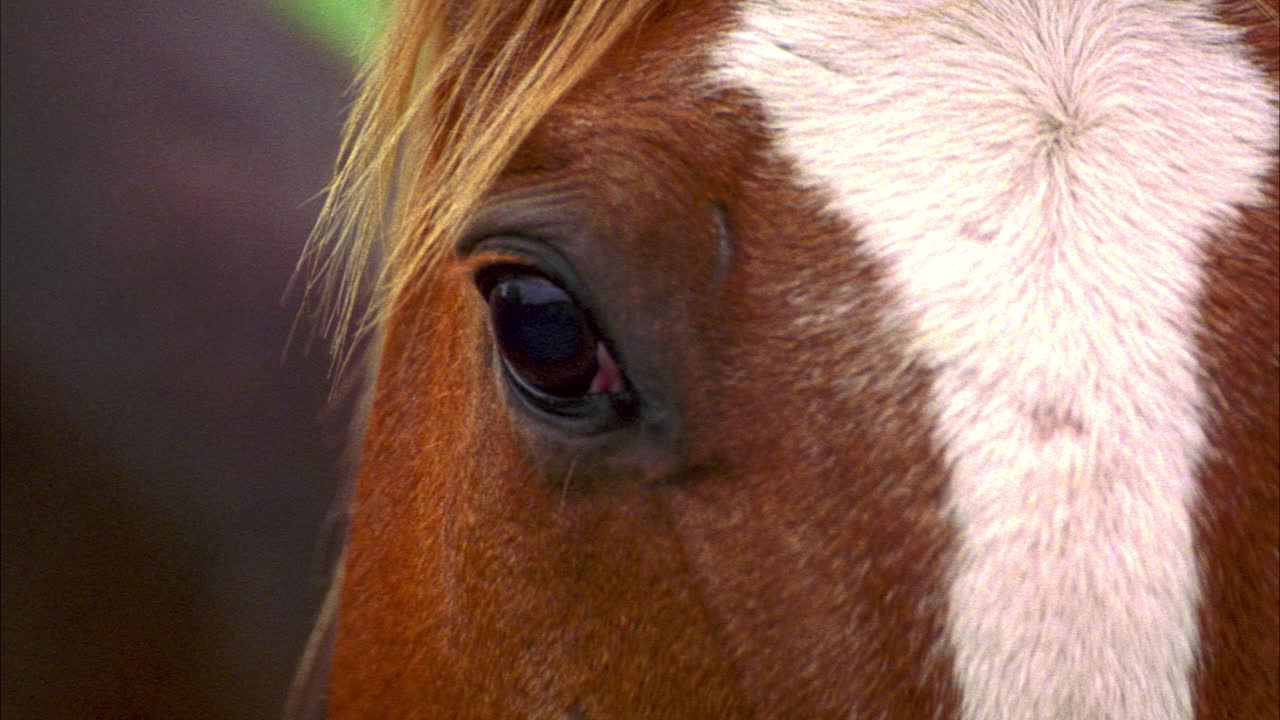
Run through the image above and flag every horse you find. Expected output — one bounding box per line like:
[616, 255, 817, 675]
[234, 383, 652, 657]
[292, 1, 1279, 717]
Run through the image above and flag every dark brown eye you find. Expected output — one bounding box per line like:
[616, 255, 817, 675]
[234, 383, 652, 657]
[488, 273, 602, 399]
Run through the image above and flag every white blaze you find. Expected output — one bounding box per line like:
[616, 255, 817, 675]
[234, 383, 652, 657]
[715, 1, 1275, 718]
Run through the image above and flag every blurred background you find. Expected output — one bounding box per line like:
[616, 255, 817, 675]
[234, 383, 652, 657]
[2, 1, 383, 717]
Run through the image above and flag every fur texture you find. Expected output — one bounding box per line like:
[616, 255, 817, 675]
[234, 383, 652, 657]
[315, 1, 1277, 717]
[715, 1, 1277, 718]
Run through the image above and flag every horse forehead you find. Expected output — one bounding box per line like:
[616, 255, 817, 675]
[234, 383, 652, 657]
[712, 0, 1274, 391]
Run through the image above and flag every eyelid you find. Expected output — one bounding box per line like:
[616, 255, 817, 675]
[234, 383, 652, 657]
[461, 235, 589, 300]
[456, 182, 586, 256]
[456, 250, 534, 276]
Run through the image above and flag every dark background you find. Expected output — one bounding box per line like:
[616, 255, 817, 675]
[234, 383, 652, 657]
[3, 1, 359, 717]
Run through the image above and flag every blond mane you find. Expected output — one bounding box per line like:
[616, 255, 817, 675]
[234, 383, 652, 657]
[295, 0, 656, 371]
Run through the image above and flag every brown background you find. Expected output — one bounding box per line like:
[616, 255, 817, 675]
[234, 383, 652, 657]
[3, 1, 354, 717]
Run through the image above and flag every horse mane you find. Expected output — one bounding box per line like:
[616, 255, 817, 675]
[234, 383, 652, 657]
[295, 0, 656, 371]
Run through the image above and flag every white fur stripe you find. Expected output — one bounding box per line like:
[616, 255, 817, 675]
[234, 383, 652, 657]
[715, 1, 1276, 718]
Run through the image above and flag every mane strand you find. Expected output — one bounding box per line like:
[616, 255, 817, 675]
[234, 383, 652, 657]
[295, 0, 657, 372]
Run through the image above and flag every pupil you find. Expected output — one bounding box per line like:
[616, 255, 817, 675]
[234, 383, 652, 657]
[489, 274, 599, 397]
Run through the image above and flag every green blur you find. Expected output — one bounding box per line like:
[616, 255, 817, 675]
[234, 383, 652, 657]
[273, 0, 386, 59]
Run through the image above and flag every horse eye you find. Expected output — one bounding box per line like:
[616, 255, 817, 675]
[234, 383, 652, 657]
[486, 272, 616, 401]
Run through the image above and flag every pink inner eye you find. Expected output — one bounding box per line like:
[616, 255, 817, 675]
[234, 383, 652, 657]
[588, 343, 624, 395]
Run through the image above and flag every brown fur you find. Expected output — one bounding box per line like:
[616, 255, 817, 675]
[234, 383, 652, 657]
[330, 1, 959, 716]
[323, 1, 1279, 717]
[1191, 5, 1280, 717]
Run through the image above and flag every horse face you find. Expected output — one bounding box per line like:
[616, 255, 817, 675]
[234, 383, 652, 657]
[324, 2, 1278, 718]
